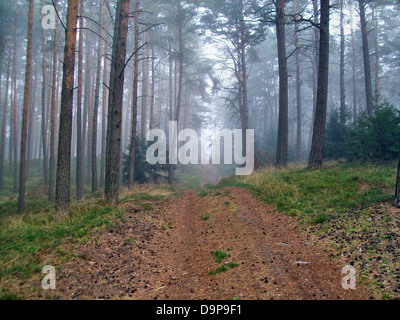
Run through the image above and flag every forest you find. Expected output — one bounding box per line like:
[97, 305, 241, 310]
[1, 0, 400, 302]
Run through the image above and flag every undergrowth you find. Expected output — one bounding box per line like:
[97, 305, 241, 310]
[217, 161, 396, 225]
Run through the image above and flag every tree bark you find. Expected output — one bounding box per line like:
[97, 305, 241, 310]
[308, 0, 330, 169]
[275, 0, 288, 168]
[129, 0, 140, 186]
[239, 0, 249, 157]
[49, 1, 58, 201]
[27, 49, 37, 178]
[340, 0, 346, 124]
[169, 2, 187, 184]
[105, 0, 130, 204]
[167, 31, 174, 185]
[55, 0, 79, 217]
[76, 0, 84, 200]
[18, 0, 34, 212]
[40, 0, 49, 186]
[358, 0, 373, 114]
[308, 0, 319, 154]
[0, 45, 12, 190]
[149, 31, 155, 130]
[86, 36, 93, 186]
[91, 0, 104, 193]
[100, 10, 110, 189]
[12, 0, 18, 192]
[141, 30, 148, 140]
[82, 31, 92, 186]
[293, 0, 302, 163]
[350, 7, 358, 121]
[372, 5, 380, 102]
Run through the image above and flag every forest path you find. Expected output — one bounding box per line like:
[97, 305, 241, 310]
[200, 164, 221, 187]
[29, 186, 369, 300]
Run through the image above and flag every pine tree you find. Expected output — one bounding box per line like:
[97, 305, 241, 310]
[55, 0, 79, 218]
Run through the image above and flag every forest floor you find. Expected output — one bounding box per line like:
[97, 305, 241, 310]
[1, 162, 399, 300]
[7, 185, 368, 300]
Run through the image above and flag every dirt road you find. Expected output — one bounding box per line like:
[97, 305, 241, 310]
[200, 165, 221, 187]
[23, 185, 368, 300]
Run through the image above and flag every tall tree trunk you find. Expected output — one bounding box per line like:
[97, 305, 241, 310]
[18, 0, 34, 212]
[55, 0, 79, 217]
[308, 0, 330, 169]
[46, 71, 51, 164]
[167, 28, 175, 184]
[308, 0, 319, 154]
[167, 35, 174, 184]
[181, 86, 189, 173]
[183, 87, 189, 130]
[129, 0, 140, 185]
[275, 0, 288, 168]
[293, 0, 302, 163]
[350, 7, 358, 121]
[175, 4, 184, 127]
[340, 0, 345, 124]
[91, 0, 104, 193]
[12, 0, 18, 192]
[307, 0, 319, 152]
[40, 0, 49, 186]
[124, 88, 132, 153]
[149, 31, 155, 130]
[239, 0, 249, 157]
[86, 60, 93, 186]
[49, 1, 58, 201]
[82, 31, 91, 186]
[358, 0, 373, 114]
[100, 10, 110, 189]
[141, 30, 148, 140]
[0, 46, 12, 190]
[372, 5, 380, 102]
[169, 2, 186, 184]
[105, 0, 130, 204]
[27, 49, 37, 178]
[76, 0, 84, 200]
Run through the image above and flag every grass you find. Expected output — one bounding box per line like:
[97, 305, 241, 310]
[218, 161, 396, 224]
[0, 163, 178, 299]
[217, 161, 399, 299]
[1, 160, 397, 298]
[208, 262, 239, 275]
[198, 190, 208, 197]
[200, 213, 211, 221]
[208, 250, 237, 276]
[137, 202, 153, 211]
[0, 201, 122, 282]
[0, 160, 46, 203]
[213, 250, 228, 263]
